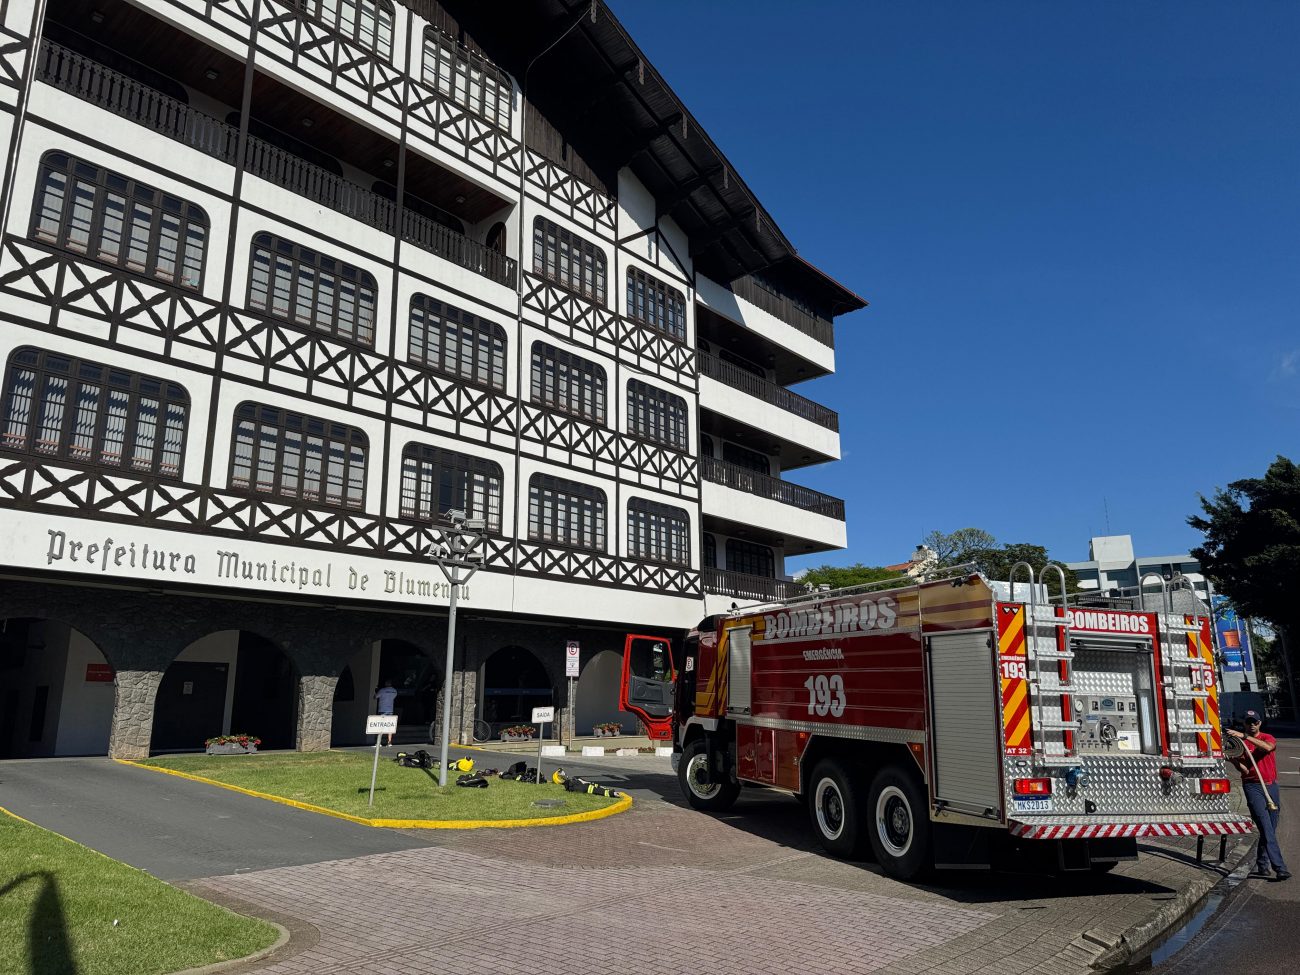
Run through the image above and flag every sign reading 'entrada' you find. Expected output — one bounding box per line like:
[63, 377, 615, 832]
[44, 528, 468, 601]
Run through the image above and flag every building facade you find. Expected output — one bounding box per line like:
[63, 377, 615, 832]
[1066, 535, 1209, 603]
[0, 0, 862, 758]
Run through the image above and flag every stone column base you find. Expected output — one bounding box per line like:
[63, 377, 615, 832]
[296, 674, 338, 752]
[108, 670, 164, 760]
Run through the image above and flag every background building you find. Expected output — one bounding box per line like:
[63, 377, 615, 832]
[0, 0, 862, 758]
[1067, 535, 1210, 603]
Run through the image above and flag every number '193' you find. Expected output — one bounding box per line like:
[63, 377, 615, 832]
[804, 674, 846, 717]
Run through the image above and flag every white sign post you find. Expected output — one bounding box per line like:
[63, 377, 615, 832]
[365, 714, 398, 807]
[532, 705, 555, 786]
[565, 642, 579, 749]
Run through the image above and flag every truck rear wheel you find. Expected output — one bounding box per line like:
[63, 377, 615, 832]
[808, 758, 868, 859]
[867, 765, 931, 880]
[678, 737, 739, 811]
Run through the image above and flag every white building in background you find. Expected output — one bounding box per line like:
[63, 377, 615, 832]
[1066, 535, 1210, 603]
[0, 0, 863, 758]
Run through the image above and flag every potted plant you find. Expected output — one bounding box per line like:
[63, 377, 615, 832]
[592, 722, 622, 738]
[205, 734, 261, 755]
[500, 725, 536, 743]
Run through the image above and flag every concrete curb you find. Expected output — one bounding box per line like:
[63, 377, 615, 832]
[1089, 837, 1254, 970]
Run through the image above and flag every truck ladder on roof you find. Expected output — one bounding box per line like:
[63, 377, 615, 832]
[1144, 573, 1218, 764]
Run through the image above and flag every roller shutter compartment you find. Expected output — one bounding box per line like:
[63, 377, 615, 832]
[927, 631, 1001, 817]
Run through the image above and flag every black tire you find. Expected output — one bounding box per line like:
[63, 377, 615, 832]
[866, 764, 931, 880]
[807, 758, 868, 859]
[678, 737, 740, 811]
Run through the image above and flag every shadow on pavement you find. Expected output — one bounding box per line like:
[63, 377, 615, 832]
[1, 870, 78, 974]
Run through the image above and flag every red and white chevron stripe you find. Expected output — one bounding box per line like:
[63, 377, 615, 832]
[1010, 819, 1253, 840]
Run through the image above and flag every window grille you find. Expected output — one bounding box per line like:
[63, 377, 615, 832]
[531, 342, 606, 424]
[422, 27, 513, 130]
[248, 233, 378, 347]
[1, 347, 188, 477]
[301, 0, 394, 59]
[627, 497, 690, 566]
[31, 151, 209, 290]
[229, 403, 367, 510]
[626, 267, 686, 340]
[399, 444, 503, 531]
[409, 295, 507, 390]
[532, 217, 606, 305]
[527, 474, 606, 551]
[726, 539, 775, 577]
[627, 379, 688, 451]
[723, 441, 771, 476]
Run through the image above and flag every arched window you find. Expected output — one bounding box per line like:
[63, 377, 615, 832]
[248, 233, 378, 347]
[723, 441, 771, 476]
[31, 151, 209, 290]
[408, 295, 506, 390]
[1, 348, 189, 477]
[486, 222, 507, 256]
[726, 539, 774, 577]
[627, 498, 689, 566]
[303, 0, 394, 59]
[421, 27, 513, 130]
[399, 444, 503, 531]
[532, 217, 606, 305]
[627, 379, 688, 451]
[528, 474, 605, 552]
[531, 342, 606, 424]
[626, 267, 686, 340]
[229, 403, 367, 510]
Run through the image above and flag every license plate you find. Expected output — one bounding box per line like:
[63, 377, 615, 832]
[1011, 797, 1053, 813]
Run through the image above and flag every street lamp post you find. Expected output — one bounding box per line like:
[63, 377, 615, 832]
[426, 509, 486, 787]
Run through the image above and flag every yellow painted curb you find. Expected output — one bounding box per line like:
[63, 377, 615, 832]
[116, 759, 632, 829]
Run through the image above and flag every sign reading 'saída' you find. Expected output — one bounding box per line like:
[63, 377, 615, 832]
[41, 526, 468, 603]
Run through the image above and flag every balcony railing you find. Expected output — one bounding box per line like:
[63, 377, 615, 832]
[731, 274, 835, 348]
[701, 457, 845, 520]
[703, 567, 806, 603]
[698, 353, 839, 432]
[36, 40, 518, 289]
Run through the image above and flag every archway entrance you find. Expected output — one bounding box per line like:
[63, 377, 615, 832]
[152, 631, 298, 752]
[480, 646, 552, 737]
[0, 617, 113, 758]
[378, 639, 439, 742]
[574, 649, 640, 738]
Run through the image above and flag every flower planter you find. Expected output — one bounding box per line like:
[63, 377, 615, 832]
[592, 728, 621, 738]
[499, 733, 535, 744]
[206, 743, 257, 755]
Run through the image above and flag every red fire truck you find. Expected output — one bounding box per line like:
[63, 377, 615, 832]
[619, 566, 1251, 878]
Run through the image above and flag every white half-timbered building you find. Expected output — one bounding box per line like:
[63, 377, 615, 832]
[0, 0, 864, 758]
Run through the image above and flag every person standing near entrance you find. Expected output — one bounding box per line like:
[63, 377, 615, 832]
[1227, 709, 1290, 880]
[375, 679, 398, 747]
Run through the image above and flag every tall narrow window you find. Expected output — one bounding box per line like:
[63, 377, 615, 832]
[627, 379, 688, 451]
[30, 152, 209, 290]
[408, 295, 506, 390]
[248, 234, 377, 347]
[626, 267, 686, 340]
[302, 0, 394, 59]
[726, 539, 775, 577]
[421, 27, 513, 131]
[532, 218, 606, 305]
[627, 498, 690, 566]
[528, 474, 606, 551]
[229, 403, 367, 509]
[531, 342, 606, 424]
[399, 444, 503, 531]
[702, 533, 717, 569]
[1, 348, 188, 477]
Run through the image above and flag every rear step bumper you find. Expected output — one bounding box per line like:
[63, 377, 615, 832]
[1009, 816, 1252, 839]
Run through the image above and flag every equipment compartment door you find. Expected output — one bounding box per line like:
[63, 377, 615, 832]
[927, 631, 1002, 818]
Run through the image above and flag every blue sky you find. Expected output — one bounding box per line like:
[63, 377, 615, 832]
[610, 0, 1300, 571]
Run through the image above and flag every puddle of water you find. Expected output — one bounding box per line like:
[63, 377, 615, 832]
[1116, 857, 1251, 972]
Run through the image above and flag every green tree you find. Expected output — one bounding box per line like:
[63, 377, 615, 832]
[921, 527, 997, 566]
[799, 563, 905, 591]
[967, 543, 1081, 596]
[1188, 454, 1300, 699]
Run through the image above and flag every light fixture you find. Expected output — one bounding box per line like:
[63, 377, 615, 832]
[382, 158, 394, 168]
[90, 10, 104, 23]
[454, 194, 466, 204]
[204, 68, 219, 81]
[301, 117, 314, 128]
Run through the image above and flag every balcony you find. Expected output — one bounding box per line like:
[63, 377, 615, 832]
[731, 274, 834, 348]
[36, 40, 518, 288]
[698, 353, 838, 432]
[704, 567, 806, 603]
[701, 457, 845, 520]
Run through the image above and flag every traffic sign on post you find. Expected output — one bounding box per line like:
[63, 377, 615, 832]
[532, 706, 555, 724]
[565, 641, 580, 678]
[365, 714, 398, 807]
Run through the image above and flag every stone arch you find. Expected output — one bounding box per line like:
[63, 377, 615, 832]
[152, 629, 299, 752]
[0, 616, 115, 758]
[574, 649, 639, 737]
[479, 645, 553, 736]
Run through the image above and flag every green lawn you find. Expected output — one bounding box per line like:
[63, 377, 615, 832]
[139, 751, 623, 822]
[0, 812, 277, 975]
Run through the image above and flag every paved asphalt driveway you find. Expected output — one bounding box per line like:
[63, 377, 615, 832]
[0, 747, 1259, 975]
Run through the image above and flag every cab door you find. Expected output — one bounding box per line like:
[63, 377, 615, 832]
[619, 634, 675, 740]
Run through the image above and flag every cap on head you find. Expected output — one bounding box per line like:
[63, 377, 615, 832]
[1244, 709, 1261, 723]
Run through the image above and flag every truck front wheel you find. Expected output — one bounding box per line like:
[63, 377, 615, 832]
[867, 765, 931, 880]
[808, 758, 868, 859]
[678, 737, 739, 811]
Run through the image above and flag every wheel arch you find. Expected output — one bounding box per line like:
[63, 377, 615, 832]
[799, 736, 924, 797]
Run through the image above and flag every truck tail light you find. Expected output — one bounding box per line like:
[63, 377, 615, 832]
[1013, 777, 1052, 797]
[1198, 778, 1231, 795]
